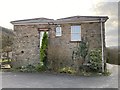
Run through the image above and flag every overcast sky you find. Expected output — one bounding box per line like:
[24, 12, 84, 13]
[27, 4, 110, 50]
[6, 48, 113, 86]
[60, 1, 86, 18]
[0, 0, 119, 47]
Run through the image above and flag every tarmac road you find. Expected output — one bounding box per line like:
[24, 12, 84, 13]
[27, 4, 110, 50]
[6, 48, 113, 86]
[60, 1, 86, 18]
[1, 64, 119, 88]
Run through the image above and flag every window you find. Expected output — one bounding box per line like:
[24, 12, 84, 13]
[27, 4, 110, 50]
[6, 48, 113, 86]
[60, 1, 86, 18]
[71, 25, 81, 41]
[56, 26, 62, 36]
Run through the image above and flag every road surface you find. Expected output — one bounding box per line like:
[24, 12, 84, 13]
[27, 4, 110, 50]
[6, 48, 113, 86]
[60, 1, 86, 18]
[1, 64, 119, 88]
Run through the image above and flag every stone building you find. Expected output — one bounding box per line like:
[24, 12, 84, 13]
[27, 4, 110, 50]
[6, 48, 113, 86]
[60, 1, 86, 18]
[11, 16, 108, 71]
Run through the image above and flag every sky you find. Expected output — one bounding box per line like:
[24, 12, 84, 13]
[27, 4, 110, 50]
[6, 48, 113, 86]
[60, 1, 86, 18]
[0, 0, 119, 47]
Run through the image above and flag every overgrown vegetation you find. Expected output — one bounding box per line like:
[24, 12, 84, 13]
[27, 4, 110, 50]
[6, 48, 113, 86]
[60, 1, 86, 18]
[72, 40, 109, 76]
[18, 64, 36, 72]
[88, 49, 102, 72]
[1, 27, 14, 53]
[72, 41, 88, 64]
[0, 59, 12, 69]
[78, 41, 88, 61]
[40, 32, 48, 67]
[0, 59, 12, 63]
[35, 64, 46, 72]
[0, 27, 14, 69]
[12, 64, 46, 72]
[79, 49, 105, 76]
[59, 67, 76, 74]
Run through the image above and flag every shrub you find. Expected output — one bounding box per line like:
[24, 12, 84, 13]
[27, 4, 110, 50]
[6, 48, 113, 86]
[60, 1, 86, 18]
[40, 32, 48, 67]
[88, 49, 102, 72]
[35, 64, 46, 72]
[59, 67, 76, 74]
[12, 64, 46, 72]
[72, 41, 88, 62]
[19, 64, 36, 72]
[79, 41, 88, 60]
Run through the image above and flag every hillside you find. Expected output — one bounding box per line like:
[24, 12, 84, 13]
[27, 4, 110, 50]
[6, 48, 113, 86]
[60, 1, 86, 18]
[0, 26, 14, 52]
[0, 26, 14, 36]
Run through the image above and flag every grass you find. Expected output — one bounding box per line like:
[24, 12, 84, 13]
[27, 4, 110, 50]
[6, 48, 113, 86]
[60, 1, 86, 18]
[0, 59, 11, 63]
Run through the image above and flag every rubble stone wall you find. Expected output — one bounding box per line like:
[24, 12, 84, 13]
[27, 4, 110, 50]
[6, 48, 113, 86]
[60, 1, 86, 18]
[12, 22, 106, 70]
[12, 25, 49, 67]
[47, 22, 106, 71]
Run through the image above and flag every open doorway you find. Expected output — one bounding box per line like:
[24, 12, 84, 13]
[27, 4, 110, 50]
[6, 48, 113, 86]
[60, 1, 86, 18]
[39, 31, 48, 67]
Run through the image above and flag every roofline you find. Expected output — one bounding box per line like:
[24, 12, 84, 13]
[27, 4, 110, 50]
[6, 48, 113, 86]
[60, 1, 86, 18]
[57, 16, 109, 20]
[11, 16, 109, 25]
[10, 17, 54, 23]
[11, 22, 49, 25]
[10, 20, 107, 25]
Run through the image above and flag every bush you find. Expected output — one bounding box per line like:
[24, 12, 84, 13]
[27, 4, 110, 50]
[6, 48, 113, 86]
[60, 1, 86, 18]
[35, 64, 46, 72]
[19, 64, 36, 72]
[59, 67, 76, 74]
[72, 41, 88, 62]
[88, 49, 102, 72]
[79, 41, 88, 60]
[12, 64, 46, 72]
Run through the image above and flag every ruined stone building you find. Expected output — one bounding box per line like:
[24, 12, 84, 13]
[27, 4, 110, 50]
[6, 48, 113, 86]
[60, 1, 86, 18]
[11, 16, 109, 71]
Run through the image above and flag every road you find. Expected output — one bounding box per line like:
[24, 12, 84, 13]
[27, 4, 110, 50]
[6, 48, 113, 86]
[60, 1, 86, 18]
[1, 65, 119, 88]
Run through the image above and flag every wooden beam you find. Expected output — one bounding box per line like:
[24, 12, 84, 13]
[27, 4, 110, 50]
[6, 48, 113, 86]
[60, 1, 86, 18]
[38, 28, 49, 31]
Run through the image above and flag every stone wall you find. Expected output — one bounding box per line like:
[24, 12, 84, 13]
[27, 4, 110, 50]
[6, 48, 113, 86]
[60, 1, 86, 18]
[12, 25, 40, 67]
[47, 24, 80, 71]
[12, 22, 106, 70]
[47, 22, 106, 71]
[12, 24, 53, 68]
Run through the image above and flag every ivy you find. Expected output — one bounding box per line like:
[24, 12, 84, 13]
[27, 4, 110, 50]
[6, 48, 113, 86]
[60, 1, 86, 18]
[72, 41, 103, 73]
[72, 41, 88, 62]
[78, 41, 88, 60]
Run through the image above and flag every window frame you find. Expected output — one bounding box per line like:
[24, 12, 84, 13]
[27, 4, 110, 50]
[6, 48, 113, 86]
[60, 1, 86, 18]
[71, 25, 81, 41]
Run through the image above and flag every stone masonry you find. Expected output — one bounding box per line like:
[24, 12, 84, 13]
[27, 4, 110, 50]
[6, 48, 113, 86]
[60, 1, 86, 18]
[11, 16, 108, 71]
[47, 23, 106, 71]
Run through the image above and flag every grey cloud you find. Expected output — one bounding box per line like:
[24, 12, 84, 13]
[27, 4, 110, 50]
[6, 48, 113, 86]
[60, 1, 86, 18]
[94, 2, 118, 16]
[93, 2, 118, 46]
[106, 35, 118, 46]
[105, 28, 118, 36]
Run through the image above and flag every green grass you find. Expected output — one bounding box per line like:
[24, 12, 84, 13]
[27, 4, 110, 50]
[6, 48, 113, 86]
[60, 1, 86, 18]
[0, 59, 12, 63]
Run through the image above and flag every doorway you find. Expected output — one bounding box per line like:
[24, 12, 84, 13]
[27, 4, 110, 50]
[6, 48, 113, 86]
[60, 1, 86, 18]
[39, 30, 48, 67]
